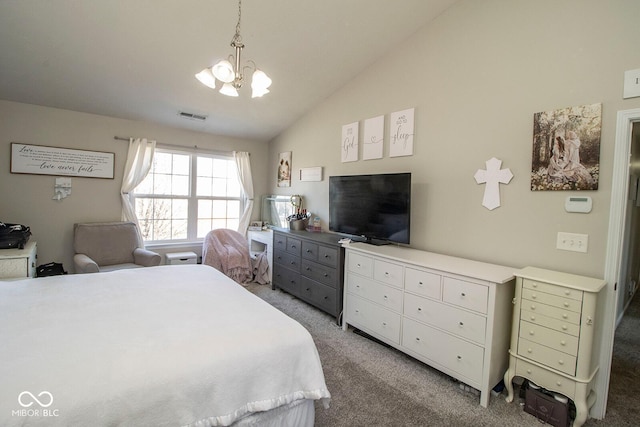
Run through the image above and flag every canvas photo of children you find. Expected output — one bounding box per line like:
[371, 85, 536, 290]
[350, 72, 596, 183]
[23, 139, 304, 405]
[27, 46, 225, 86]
[277, 151, 291, 187]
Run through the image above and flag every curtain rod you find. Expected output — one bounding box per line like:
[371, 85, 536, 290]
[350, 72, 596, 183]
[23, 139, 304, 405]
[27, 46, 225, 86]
[113, 136, 236, 156]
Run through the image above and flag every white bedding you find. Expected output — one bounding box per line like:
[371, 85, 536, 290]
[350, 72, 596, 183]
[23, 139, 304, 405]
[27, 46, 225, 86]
[0, 265, 330, 426]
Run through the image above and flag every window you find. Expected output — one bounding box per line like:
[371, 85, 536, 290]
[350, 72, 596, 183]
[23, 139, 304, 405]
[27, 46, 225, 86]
[132, 148, 242, 243]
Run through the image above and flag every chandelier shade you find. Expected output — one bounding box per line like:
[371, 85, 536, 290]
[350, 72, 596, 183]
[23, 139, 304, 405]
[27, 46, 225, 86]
[195, 0, 271, 98]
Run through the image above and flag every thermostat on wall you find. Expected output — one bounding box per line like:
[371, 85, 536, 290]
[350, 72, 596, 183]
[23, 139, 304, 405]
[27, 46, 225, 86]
[565, 196, 592, 213]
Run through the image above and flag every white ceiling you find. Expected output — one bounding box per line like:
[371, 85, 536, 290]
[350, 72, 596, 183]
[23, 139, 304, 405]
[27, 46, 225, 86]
[0, 0, 458, 142]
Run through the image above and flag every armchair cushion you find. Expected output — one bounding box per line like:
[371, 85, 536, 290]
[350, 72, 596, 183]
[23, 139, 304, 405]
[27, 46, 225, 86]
[73, 222, 161, 273]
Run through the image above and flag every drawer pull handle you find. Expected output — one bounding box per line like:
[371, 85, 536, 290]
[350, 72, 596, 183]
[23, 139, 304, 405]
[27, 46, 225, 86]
[457, 355, 462, 360]
[460, 292, 466, 297]
[306, 249, 311, 253]
[415, 337, 420, 342]
[357, 263, 361, 268]
[382, 322, 387, 327]
[323, 273, 329, 277]
[418, 281, 424, 286]
[324, 254, 330, 258]
[291, 245, 296, 249]
[459, 322, 464, 327]
[324, 296, 328, 300]
[417, 307, 422, 312]
[306, 267, 311, 271]
[306, 288, 310, 291]
[385, 272, 390, 276]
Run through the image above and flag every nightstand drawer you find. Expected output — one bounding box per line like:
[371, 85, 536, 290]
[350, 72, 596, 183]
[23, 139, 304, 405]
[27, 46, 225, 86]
[518, 338, 576, 376]
[519, 320, 578, 355]
[443, 277, 488, 314]
[405, 267, 441, 300]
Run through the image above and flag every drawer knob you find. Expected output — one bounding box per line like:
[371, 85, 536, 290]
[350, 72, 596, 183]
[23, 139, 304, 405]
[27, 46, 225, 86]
[532, 283, 538, 288]
[459, 322, 464, 327]
[324, 254, 329, 258]
[383, 295, 388, 299]
[324, 296, 328, 300]
[306, 288, 310, 291]
[417, 307, 422, 312]
[556, 381, 562, 387]
[291, 245, 296, 249]
[530, 305, 536, 310]
[564, 290, 570, 296]
[527, 348, 533, 353]
[385, 272, 390, 276]
[530, 315, 536, 321]
[357, 263, 361, 268]
[323, 273, 329, 277]
[563, 302, 570, 308]
[415, 337, 420, 342]
[562, 314, 568, 319]
[418, 281, 424, 286]
[560, 340, 566, 346]
[529, 330, 535, 336]
[306, 249, 311, 253]
[306, 267, 311, 271]
[562, 325, 568, 330]
[460, 292, 466, 297]
[526, 369, 532, 374]
[558, 360, 564, 365]
[382, 322, 387, 327]
[457, 355, 462, 360]
[531, 294, 537, 299]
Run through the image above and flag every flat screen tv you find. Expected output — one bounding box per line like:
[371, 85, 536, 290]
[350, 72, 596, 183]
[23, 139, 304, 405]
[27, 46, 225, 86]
[329, 172, 411, 245]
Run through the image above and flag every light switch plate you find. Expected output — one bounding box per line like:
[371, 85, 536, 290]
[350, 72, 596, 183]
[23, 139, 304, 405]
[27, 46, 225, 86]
[557, 232, 588, 253]
[623, 68, 640, 99]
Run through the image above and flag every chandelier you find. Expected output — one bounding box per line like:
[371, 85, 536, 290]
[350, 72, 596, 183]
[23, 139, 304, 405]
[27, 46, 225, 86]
[195, 0, 271, 98]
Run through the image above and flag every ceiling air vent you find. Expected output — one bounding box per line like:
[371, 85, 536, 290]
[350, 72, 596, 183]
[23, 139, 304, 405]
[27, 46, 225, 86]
[178, 111, 207, 121]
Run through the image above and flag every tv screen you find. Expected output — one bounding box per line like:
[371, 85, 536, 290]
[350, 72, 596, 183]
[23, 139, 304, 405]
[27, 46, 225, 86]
[329, 173, 411, 245]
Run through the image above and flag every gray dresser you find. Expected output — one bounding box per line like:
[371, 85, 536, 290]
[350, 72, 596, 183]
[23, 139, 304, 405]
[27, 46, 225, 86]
[272, 228, 345, 322]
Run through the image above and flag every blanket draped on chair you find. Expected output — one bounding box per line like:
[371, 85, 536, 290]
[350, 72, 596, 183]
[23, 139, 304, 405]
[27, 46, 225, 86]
[202, 229, 254, 284]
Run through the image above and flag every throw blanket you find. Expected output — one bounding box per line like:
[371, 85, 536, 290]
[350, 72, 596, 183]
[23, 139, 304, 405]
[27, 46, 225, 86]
[0, 265, 330, 426]
[203, 229, 253, 284]
[253, 251, 270, 285]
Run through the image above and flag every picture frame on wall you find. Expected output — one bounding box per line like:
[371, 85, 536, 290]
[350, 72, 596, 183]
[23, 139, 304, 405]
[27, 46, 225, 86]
[277, 151, 292, 187]
[530, 103, 601, 191]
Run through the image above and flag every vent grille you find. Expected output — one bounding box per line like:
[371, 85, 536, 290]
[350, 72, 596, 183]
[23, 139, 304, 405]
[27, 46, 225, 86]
[178, 111, 207, 121]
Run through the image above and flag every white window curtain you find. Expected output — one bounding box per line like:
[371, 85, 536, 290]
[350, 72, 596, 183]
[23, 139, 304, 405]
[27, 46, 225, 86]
[121, 138, 156, 234]
[234, 151, 254, 236]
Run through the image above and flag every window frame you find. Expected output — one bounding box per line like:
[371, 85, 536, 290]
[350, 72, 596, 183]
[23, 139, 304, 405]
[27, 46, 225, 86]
[131, 146, 244, 244]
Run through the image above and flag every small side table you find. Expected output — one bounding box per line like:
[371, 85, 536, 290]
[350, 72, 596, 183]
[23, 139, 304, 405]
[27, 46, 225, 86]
[0, 241, 37, 279]
[248, 229, 273, 286]
[165, 251, 197, 265]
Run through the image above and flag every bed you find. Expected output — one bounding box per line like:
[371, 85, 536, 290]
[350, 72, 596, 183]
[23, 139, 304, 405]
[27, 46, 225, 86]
[0, 265, 330, 426]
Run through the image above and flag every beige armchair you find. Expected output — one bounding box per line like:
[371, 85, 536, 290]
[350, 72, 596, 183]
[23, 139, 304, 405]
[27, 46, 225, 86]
[73, 222, 161, 274]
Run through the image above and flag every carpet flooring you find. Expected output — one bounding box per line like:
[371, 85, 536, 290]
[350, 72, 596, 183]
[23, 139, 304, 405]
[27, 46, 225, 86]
[247, 283, 639, 426]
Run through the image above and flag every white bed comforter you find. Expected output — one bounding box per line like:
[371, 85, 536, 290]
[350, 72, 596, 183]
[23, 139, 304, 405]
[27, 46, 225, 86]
[0, 265, 330, 426]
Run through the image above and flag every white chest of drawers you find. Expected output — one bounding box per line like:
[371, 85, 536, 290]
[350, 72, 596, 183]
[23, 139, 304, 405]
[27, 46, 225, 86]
[504, 267, 605, 427]
[0, 241, 37, 279]
[342, 243, 515, 407]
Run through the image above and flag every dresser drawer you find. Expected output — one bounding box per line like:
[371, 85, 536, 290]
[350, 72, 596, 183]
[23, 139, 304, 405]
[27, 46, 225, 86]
[347, 273, 402, 312]
[523, 279, 583, 301]
[520, 300, 581, 325]
[515, 358, 576, 398]
[405, 267, 441, 300]
[274, 250, 300, 272]
[273, 265, 300, 295]
[443, 277, 488, 314]
[299, 276, 337, 315]
[517, 338, 577, 376]
[274, 233, 287, 252]
[373, 259, 403, 288]
[402, 317, 484, 384]
[404, 293, 486, 344]
[522, 288, 582, 313]
[301, 240, 319, 261]
[520, 308, 580, 336]
[519, 320, 578, 355]
[301, 259, 337, 288]
[286, 237, 302, 255]
[348, 252, 373, 277]
[318, 245, 338, 268]
[346, 294, 401, 344]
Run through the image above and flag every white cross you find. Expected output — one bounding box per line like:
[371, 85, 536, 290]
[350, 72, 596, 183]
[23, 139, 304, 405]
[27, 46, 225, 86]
[474, 157, 513, 210]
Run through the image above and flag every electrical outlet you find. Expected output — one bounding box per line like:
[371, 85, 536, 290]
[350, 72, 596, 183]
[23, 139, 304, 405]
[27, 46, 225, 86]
[557, 232, 588, 253]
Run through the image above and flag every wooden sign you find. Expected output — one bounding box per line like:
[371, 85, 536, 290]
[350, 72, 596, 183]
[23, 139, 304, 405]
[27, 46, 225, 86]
[10, 143, 115, 179]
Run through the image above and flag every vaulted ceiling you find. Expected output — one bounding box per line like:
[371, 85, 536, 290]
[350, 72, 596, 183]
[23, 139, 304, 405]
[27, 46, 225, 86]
[0, 0, 458, 141]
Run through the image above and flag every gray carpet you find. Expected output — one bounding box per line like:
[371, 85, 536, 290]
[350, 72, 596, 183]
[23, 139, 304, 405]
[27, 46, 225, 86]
[247, 283, 638, 426]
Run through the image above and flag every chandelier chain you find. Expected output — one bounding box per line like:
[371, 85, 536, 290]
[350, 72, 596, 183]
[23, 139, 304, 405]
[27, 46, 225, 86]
[231, 0, 243, 48]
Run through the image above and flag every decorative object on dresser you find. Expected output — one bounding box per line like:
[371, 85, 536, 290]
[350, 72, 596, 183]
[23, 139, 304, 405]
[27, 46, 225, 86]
[272, 228, 345, 323]
[342, 242, 515, 407]
[0, 241, 37, 280]
[503, 266, 606, 427]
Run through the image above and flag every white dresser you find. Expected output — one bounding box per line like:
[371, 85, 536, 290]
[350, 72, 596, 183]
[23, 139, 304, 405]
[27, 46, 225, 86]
[342, 243, 515, 407]
[504, 267, 605, 427]
[0, 241, 37, 279]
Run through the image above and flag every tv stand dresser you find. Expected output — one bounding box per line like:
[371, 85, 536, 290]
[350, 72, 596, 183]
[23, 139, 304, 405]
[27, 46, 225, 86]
[342, 242, 515, 407]
[272, 228, 345, 322]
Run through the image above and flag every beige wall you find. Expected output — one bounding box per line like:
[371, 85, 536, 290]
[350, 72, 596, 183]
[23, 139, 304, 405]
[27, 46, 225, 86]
[269, 0, 640, 279]
[0, 100, 268, 272]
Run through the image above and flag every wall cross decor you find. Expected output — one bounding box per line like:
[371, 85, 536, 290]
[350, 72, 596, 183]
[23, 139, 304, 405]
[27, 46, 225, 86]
[474, 157, 513, 210]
